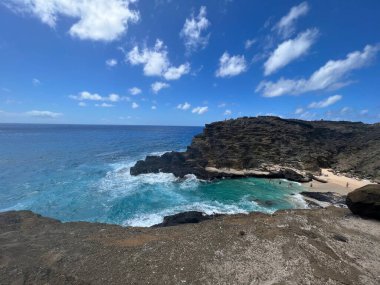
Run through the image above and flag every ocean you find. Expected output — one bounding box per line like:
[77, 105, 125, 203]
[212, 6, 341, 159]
[0, 124, 307, 227]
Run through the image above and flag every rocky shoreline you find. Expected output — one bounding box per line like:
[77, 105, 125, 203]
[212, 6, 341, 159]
[1, 205, 379, 284]
[130, 116, 380, 183]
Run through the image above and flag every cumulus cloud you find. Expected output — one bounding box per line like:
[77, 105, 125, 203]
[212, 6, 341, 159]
[192, 106, 208, 115]
[106, 59, 118, 67]
[129, 87, 142, 95]
[264, 29, 318, 76]
[274, 1, 309, 38]
[224, 109, 232, 116]
[132, 102, 139, 109]
[151, 105, 157, 110]
[180, 6, 210, 53]
[6, 0, 140, 41]
[216, 52, 247, 78]
[126, 39, 190, 80]
[177, 102, 191, 110]
[151, 82, 169, 94]
[295, 108, 304, 114]
[308, 94, 342, 109]
[256, 44, 380, 97]
[69, 91, 128, 102]
[26, 110, 62, 118]
[163, 63, 190, 80]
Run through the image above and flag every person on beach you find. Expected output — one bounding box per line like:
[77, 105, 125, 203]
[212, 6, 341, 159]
[310, 182, 313, 188]
[346, 182, 349, 188]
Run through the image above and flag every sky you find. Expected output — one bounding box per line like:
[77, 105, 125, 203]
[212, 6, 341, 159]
[0, 0, 379, 126]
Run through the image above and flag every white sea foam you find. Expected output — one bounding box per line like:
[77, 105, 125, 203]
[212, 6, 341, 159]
[288, 193, 309, 209]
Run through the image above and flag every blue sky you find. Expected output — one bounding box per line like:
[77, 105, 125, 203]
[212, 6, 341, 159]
[0, 0, 379, 125]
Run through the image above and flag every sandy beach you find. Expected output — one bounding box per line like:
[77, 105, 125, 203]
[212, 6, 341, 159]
[303, 168, 372, 195]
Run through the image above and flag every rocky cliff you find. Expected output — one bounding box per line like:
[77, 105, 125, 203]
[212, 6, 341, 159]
[131, 116, 380, 182]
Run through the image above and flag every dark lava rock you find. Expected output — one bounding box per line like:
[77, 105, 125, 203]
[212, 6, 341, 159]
[152, 211, 215, 227]
[131, 116, 380, 182]
[346, 184, 380, 220]
[301, 192, 346, 204]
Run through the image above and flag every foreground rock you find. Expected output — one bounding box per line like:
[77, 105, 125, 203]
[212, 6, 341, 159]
[1, 209, 380, 284]
[301, 191, 347, 208]
[346, 184, 380, 220]
[152, 211, 215, 227]
[131, 116, 380, 182]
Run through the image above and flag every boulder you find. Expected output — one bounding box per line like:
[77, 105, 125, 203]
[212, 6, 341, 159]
[152, 211, 215, 227]
[346, 184, 380, 220]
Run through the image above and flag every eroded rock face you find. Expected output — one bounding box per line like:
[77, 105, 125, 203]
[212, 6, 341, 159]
[131, 116, 380, 181]
[346, 184, 380, 220]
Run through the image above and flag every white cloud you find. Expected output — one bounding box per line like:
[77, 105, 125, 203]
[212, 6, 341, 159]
[126, 39, 190, 80]
[360, 109, 369, 115]
[129, 87, 142, 95]
[78, 102, 86, 107]
[192, 106, 208, 115]
[224, 109, 232, 115]
[26, 110, 62, 118]
[264, 29, 318, 76]
[245, 39, 256, 50]
[180, 6, 210, 53]
[106, 59, 118, 67]
[108, 93, 120, 102]
[32, 78, 40, 86]
[151, 105, 157, 110]
[151, 82, 169, 94]
[217, 103, 226, 108]
[70, 91, 129, 103]
[340, 107, 351, 115]
[308, 94, 342, 109]
[132, 102, 139, 109]
[257, 44, 380, 97]
[7, 0, 139, 41]
[274, 1, 309, 38]
[96, 103, 113, 107]
[216, 52, 247, 78]
[163, 63, 190, 80]
[70, 91, 103, 101]
[177, 102, 191, 110]
[295, 107, 304, 114]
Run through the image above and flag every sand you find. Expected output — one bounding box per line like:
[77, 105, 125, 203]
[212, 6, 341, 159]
[304, 168, 372, 195]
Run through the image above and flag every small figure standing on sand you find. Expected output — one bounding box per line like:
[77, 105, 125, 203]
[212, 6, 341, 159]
[346, 182, 349, 188]
[310, 182, 313, 188]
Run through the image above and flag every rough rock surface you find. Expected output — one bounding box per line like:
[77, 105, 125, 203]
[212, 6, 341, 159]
[346, 184, 380, 220]
[301, 192, 347, 208]
[131, 116, 380, 182]
[1, 209, 380, 284]
[152, 211, 214, 227]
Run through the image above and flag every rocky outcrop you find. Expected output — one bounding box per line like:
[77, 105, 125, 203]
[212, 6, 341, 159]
[301, 192, 347, 208]
[346, 184, 380, 220]
[1, 209, 380, 284]
[131, 116, 380, 182]
[152, 211, 216, 227]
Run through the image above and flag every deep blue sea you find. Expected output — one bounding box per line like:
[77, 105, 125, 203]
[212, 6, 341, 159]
[0, 124, 307, 226]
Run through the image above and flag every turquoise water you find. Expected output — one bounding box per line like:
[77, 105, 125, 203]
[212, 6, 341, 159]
[0, 124, 307, 227]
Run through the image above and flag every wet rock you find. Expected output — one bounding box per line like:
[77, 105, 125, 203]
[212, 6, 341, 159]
[346, 184, 380, 220]
[152, 211, 216, 227]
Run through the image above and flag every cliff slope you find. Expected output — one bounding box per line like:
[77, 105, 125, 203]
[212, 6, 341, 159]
[131, 117, 380, 181]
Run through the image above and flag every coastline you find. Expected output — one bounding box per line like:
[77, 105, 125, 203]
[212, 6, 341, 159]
[303, 168, 372, 196]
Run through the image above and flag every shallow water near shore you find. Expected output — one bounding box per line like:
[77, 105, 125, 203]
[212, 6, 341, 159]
[0, 124, 307, 227]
